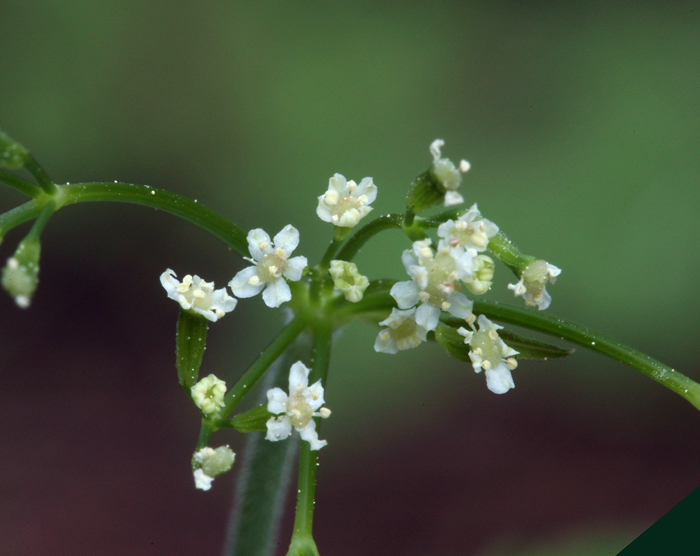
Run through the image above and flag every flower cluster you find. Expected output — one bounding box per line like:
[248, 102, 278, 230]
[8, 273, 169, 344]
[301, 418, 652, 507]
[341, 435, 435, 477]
[430, 139, 471, 207]
[389, 238, 475, 332]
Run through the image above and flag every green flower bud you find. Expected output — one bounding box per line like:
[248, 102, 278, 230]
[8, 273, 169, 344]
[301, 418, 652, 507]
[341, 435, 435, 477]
[0, 130, 30, 169]
[2, 237, 40, 308]
[463, 255, 495, 295]
[329, 260, 369, 302]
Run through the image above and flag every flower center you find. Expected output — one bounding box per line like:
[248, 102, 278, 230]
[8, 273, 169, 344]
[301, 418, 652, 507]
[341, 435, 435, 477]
[287, 390, 314, 429]
[471, 330, 503, 369]
[256, 252, 287, 282]
[522, 259, 549, 300]
[331, 195, 362, 219]
[422, 251, 458, 305]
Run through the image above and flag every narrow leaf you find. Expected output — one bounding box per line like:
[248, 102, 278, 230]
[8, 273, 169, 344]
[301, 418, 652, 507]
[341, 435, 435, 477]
[175, 308, 208, 389]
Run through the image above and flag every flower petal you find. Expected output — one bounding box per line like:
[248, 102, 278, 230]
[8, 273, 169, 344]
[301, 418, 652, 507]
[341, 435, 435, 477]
[307, 379, 325, 410]
[356, 177, 377, 204]
[267, 387, 289, 415]
[374, 330, 398, 354]
[390, 281, 420, 309]
[485, 363, 515, 394]
[446, 291, 473, 319]
[328, 173, 348, 195]
[261, 277, 292, 308]
[283, 256, 307, 282]
[229, 267, 265, 298]
[298, 419, 327, 450]
[247, 229, 272, 261]
[273, 225, 300, 257]
[288, 361, 310, 391]
[415, 303, 441, 331]
[266, 416, 292, 442]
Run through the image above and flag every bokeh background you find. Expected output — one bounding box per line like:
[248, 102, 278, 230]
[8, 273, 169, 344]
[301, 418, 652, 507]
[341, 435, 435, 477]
[1, 2, 699, 555]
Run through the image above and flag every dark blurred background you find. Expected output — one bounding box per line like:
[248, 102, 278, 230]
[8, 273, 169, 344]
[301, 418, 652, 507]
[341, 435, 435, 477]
[1, 2, 699, 555]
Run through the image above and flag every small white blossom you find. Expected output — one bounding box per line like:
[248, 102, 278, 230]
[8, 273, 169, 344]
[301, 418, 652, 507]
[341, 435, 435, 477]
[374, 307, 428, 353]
[329, 260, 369, 303]
[266, 361, 330, 451]
[317, 173, 377, 228]
[430, 139, 471, 207]
[458, 315, 519, 394]
[437, 203, 499, 252]
[508, 260, 561, 310]
[390, 239, 475, 331]
[191, 374, 227, 415]
[160, 269, 237, 322]
[229, 225, 308, 308]
[193, 446, 235, 491]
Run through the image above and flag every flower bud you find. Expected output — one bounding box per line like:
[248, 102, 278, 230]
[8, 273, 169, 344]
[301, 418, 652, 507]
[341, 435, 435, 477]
[329, 260, 369, 303]
[191, 374, 227, 415]
[0, 130, 29, 169]
[192, 446, 235, 491]
[463, 255, 495, 295]
[2, 237, 40, 308]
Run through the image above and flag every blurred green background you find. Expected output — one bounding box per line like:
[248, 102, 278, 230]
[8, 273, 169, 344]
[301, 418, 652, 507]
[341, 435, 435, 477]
[1, 2, 699, 555]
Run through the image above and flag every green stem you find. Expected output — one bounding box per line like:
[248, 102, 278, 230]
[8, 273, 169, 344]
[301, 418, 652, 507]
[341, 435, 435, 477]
[60, 182, 249, 256]
[0, 170, 43, 198]
[221, 315, 309, 417]
[26, 200, 56, 240]
[289, 323, 332, 553]
[195, 421, 214, 451]
[334, 214, 404, 262]
[486, 231, 535, 274]
[468, 300, 700, 410]
[23, 154, 57, 195]
[0, 199, 43, 237]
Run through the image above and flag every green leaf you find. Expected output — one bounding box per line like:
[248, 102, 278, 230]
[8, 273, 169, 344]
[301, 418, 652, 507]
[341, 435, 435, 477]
[175, 308, 208, 389]
[227, 404, 273, 433]
[498, 329, 574, 360]
[433, 322, 472, 362]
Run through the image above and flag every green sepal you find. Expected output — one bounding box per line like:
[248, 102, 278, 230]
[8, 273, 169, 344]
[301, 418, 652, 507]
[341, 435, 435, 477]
[175, 308, 208, 389]
[405, 170, 443, 214]
[433, 322, 472, 362]
[226, 404, 274, 433]
[0, 130, 30, 170]
[498, 329, 574, 360]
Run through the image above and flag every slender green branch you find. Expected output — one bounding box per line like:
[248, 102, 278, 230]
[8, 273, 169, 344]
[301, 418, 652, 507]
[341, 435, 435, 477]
[221, 315, 309, 417]
[0, 170, 43, 198]
[60, 182, 249, 256]
[23, 155, 57, 195]
[486, 231, 535, 274]
[0, 199, 44, 237]
[334, 214, 404, 262]
[465, 300, 700, 410]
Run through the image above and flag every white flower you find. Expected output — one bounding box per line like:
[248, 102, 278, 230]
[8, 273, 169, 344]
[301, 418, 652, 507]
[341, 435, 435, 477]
[265, 361, 331, 451]
[458, 315, 519, 394]
[229, 225, 308, 308]
[374, 307, 428, 353]
[508, 260, 561, 310]
[191, 374, 227, 414]
[317, 173, 377, 228]
[329, 260, 369, 303]
[430, 139, 471, 207]
[437, 203, 499, 252]
[193, 446, 236, 491]
[390, 239, 475, 331]
[160, 269, 237, 322]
